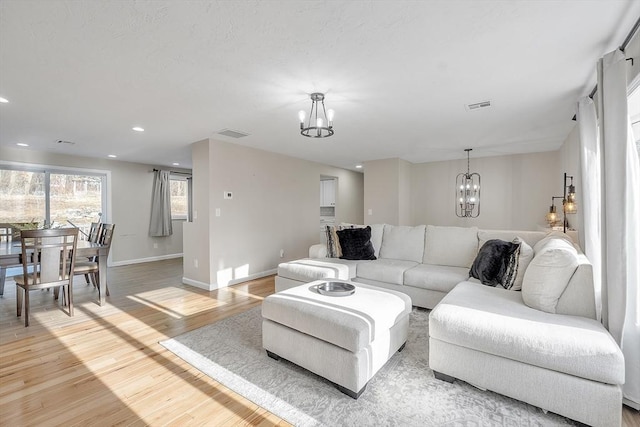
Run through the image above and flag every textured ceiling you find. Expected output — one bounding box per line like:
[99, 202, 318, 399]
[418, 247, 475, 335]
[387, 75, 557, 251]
[1, 1, 638, 170]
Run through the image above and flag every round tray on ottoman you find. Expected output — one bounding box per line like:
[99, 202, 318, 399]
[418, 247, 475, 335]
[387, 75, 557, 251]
[317, 281, 355, 296]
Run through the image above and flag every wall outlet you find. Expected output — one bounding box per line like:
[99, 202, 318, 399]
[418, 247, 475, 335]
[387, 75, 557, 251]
[215, 208, 221, 217]
[193, 259, 199, 268]
[280, 249, 284, 258]
[224, 191, 233, 199]
[368, 208, 373, 216]
[153, 243, 158, 249]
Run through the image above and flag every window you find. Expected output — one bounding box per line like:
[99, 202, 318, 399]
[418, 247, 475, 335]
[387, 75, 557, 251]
[0, 165, 106, 236]
[170, 177, 189, 220]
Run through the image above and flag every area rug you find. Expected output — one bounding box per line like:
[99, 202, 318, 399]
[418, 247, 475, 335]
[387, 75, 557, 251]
[160, 306, 574, 426]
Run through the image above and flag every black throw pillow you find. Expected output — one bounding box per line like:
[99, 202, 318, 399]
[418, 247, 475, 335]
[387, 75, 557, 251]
[469, 239, 520, 288]
[337, 226, 376, 260]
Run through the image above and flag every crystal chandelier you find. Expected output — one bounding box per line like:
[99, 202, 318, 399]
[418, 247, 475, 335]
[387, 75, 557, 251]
[298, 93, 334, 138]
[456, 149, 481, 218]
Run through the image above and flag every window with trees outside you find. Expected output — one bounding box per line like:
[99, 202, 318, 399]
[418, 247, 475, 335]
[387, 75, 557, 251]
[170, 177, 189, 220]
[0, 166, 106, 237]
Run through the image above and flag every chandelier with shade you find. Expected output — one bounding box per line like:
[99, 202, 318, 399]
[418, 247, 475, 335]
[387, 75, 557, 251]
[455, 148, 481, 218]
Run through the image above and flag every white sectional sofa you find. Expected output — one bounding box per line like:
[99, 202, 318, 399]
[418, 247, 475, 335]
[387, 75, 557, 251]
[275, 224, 624, 426]
[276, 224, 590, 311]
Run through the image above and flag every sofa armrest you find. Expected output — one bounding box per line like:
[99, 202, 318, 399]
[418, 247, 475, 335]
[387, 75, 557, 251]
[309, 244, 327, 258]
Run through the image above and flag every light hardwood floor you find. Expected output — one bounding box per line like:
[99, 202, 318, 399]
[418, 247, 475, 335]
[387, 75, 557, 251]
[1, 258, 638, 426]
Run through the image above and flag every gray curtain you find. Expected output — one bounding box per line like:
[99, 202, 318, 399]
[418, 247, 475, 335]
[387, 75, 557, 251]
[149, 170, 173, 237]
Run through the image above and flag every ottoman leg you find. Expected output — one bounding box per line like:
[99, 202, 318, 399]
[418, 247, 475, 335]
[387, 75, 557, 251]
[266, 350, 280, 361]
[337, 383, 366, 400]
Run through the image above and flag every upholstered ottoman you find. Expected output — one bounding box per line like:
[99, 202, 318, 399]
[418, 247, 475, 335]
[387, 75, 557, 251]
[262, 280, 412, 398]
[274, 258, 361, 292]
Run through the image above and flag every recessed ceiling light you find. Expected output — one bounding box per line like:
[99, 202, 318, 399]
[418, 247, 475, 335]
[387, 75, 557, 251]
[132, 126, 144, 132]
[172, 162, 180, 166]
[108, 154, 117, 158]
[16, 142, 29, 147]
[355, 164, 363, 169]
[0, 97, 8, 103]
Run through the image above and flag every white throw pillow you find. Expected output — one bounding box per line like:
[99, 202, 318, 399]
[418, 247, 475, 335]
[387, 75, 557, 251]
[522, 239, 579, 313]
[378, 225, 426, 263]
[533, 231, 574, 254]
[424, 225, 478, 268]
[512, 237, 533, 291]
[368, 224, 385, 259]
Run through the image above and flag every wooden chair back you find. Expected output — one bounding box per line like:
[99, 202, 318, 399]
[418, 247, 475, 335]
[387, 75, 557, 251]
[87, 222, 101, 243]
[19, 228, 79, 291]
[0, 223, 17, 242]
[98, 223, 115, 250]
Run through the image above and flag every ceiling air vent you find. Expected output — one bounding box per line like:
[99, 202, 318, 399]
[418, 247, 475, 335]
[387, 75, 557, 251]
[56, 139, 76, 145]
[217, 129, 250, 138]
[465, 101, 492, 112]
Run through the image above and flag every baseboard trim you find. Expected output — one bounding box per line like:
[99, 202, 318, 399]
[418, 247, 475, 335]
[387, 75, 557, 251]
[182, 269, 277, 291]
[623, 397, 640, 411]
[110, 253, 183, 267]
[181, 277, 215, 291]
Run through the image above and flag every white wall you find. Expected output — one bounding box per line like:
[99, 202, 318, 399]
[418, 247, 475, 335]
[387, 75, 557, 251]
[182, 140, 210, 285]
[362, 151, 559, 230]
[411, 151, 560, 230]
[0, 146, 188, 264]
[363, 158, 412, 225]
[182, 138, 364, 289]
[558, 125, 582, 238]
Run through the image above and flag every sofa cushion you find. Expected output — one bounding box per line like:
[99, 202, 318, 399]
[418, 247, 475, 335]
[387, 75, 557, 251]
[522, 238, 579, 313]
[512, 237, 533, 291]
[429, 281, 625, 385]
[277, 258, 360, 282]
[356, 259, 419, 285]
[424, 225, 478, 268]
[378, 225, 426, 263]
[369, 224, 385, 259]
[403, 264, 470, 293]
[469, 239, 520, 288]
[478, 229, 547, 251]
[533, 231, 575, 253]
[337, 226, 376, 260]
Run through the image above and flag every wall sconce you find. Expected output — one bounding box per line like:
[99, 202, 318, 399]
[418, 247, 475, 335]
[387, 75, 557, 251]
[545, 173, 577, 233]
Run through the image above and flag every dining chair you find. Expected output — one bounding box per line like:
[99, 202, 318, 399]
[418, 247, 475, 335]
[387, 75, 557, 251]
[81, 222, 102, 284]
[13, 228, 79, 327]
[74, 223, 115, 297]
[0, 223, 18, 242]
[0, 223, 18, 297]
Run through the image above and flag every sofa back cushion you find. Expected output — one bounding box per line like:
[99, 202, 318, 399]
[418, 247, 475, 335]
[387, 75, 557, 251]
[478, 229, 548, 250]
[379, 225, 426, 263]
[424, 225, 478, 268]
[522, 237, 579, 313]
[369, 224, 385, 259]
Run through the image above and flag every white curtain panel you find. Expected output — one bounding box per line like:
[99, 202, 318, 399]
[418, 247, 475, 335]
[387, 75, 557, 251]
[598, 48, 640, 407]
[149, 170, 173, 237]
[576, 97, 602, 320]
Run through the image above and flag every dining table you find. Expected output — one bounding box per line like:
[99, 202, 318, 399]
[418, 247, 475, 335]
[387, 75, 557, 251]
[0, 239, 110, 306]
